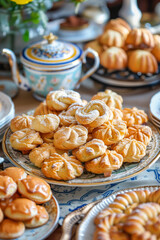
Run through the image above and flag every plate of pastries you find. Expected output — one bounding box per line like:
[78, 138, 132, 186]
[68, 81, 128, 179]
[0, 167, 59, 239]
[84, 18, 160, 87]
[77, 186, 160, 240]
[2, 89, 160, 187]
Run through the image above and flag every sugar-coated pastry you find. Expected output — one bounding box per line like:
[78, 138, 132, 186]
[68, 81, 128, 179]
[24, 205, 49, 228]
[0, 219, 25, 239]
[125, 28, 155, 49]
[73, 139, 107, 162]
[10, 128, 43, 154]
[40, 132, 54, 143]
[92, 89, 123, 110]
[0, 193, 20, 211]
[100, 47, 127, 70]
[0, 175, 17, 199]
[84, 40, 103, 58]
[112, 138, 146, 162]
[92, 120, 127, 145]
[128, 50, 158, 74]
[33, 101, 59, 116]
[5, 198, 37, 221]
[46, 90, 82, 111]
[18, 176, 52, 204]
[125, 125, 152, 146]
[99, 30, 125, 48]
[75, 100, 113, 128]
[151, 34, 160, 62]
[41, 153, 84, 180]
[54, 125, 88, 150]
[85, 150, 123, 177]
[110, 107, 123, 120]
[122, 107, 148, 127]
[32, 114, 60, 133]
[0, 167, 27, 183]
[10, 114, 34, 132]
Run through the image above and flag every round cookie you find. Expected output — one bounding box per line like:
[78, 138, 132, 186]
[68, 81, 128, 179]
[0, 219, 25, 239]
[0, 167, 27, 183]
[0, 175, 17, 199]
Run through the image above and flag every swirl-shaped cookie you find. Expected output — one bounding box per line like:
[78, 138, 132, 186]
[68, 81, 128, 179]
[75, 100, 113, 128]
[41, 153, 84, 180]
[54, 125, 88, 150]
[46, 90, 82, 111]
[92, 120, 127, 145]
[10, 114, 34, 132]
[122, 107, 148, 127]
[110, 107, 123, 120]
[33, 101, 58, 116]
[92, 89, 123, 110]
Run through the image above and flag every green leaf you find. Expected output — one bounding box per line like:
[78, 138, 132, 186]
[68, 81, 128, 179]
[23, 29, 29, 42]
[31, 12, 40, 24]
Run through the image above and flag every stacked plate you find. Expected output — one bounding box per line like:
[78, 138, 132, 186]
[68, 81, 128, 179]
[149, 91, 160, 128]
[0, 92, 15, 141]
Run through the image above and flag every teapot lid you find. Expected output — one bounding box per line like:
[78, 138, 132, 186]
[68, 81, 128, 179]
[21, 33, 82, 70]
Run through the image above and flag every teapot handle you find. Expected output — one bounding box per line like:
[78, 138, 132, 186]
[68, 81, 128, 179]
[75, 48, 100, 89]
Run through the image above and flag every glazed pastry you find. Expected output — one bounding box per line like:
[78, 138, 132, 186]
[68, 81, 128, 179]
[99, 30, 125, 48]
[110, 107, 123, 120]
[32, 114, 60, 133]
[75, 100, 113, 128]
[33, 101, 59, 116]
[122, 107, 148, 127]
[0, 175, 17, 199]
[46, 89, 82, 111]
[5, 198, 37, 221]
[125, 28, 155, 49]
[10, 114, 34, 132]
[54, 125, 88, 150]
[10, 128, 43, 154]
[84, 40, 103, 58]
[18, 176, 52, 204]
[85, 150, 123, 177]
[24, 205, 49, 228]
[100, 47, 127, 70]
[125, 125, 152, 145]
[151, 34, 160, 62]
[0, 167, 27, 183]
[112, 138, 146, 162]
[92, 89, 123, 110]
[41, 153, 84, 180]
[128, 50, 158, 74]
[92, 120, 127, 145]
[0, 219, 25, 239]
[73, 139, 107, 162]
[0, 193, 20, 211]
[40, 132, 55, 143]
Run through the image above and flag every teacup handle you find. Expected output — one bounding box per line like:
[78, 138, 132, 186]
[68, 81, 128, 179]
[75, 48, 100, 89]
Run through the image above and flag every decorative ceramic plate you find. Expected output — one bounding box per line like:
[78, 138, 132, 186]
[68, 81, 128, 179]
[149, 91, 160, 121]
[76, 185, 159, 240]
[16, 195, 60, 240]
[2, 122, 160, 187]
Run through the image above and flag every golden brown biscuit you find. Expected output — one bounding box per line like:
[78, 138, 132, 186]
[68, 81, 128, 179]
[112, 138, 146, 162]
[0, 208, 3, 223]
[46, 90, 82, 111]
[92, 89, 123, 110]
[24, 205, 49, 228]
[0, 219, 25, 239]
[99, 30, 125, 48]
[0, 193, 20, 211]
[100, 47, 127, 70]
[73, 139, 107, 162]
[41, 153, 84, 180]
[40, 132, 55, 143]
[152, 34, 160, 62]
[122, 107, 148, 127]
[0, 167, 27, 183]
[0, 175, 17, 199]
[32, 114, 60, 133]
[10, 114, 34, 132]
[110, 107, 123, 120]
[10, 128, 43, 154]
[5, 198, 37, 221]
[34, 101, 59, 116]
[18, 176, 52, 204]
[84, 40, 103, 58]
[54, 125, 88, 150]
[75, 100, 113, 128]
[105, 18, 131, 32]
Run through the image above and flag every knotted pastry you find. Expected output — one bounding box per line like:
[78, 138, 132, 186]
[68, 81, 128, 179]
[75, 100, 113, 128]
[85, 150, 123, 177]
[41, 153, 84, 180]
[40, 132, 55, 143]
[122, 107, 148, 127]
[92, 120, 127, 145]
[92, 89, 123, 110]
[34, 101, 59, 116]
[99, 30, 125, 48]
[110, 107, 123, 120]
[54, 125, 88, 150]
[100, 47, 127, 70]
[72, 139, 107, 162]
[10, 114, 34, 132]
[46, 90, 82, 111]
[125, 28, 155, 50]
[151, 34, 160, 62]
[0, 219, 25, 239]
[112, 138, 146, 162]
[125, 125, 152, 146]
[84, 40, 103, 58]
[10, 128, 43, 154]
[0, 175, 17, 199]
[128, 50, 158, 74]
[0, 167, 27, 183]
[32, 114, 60, 133]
